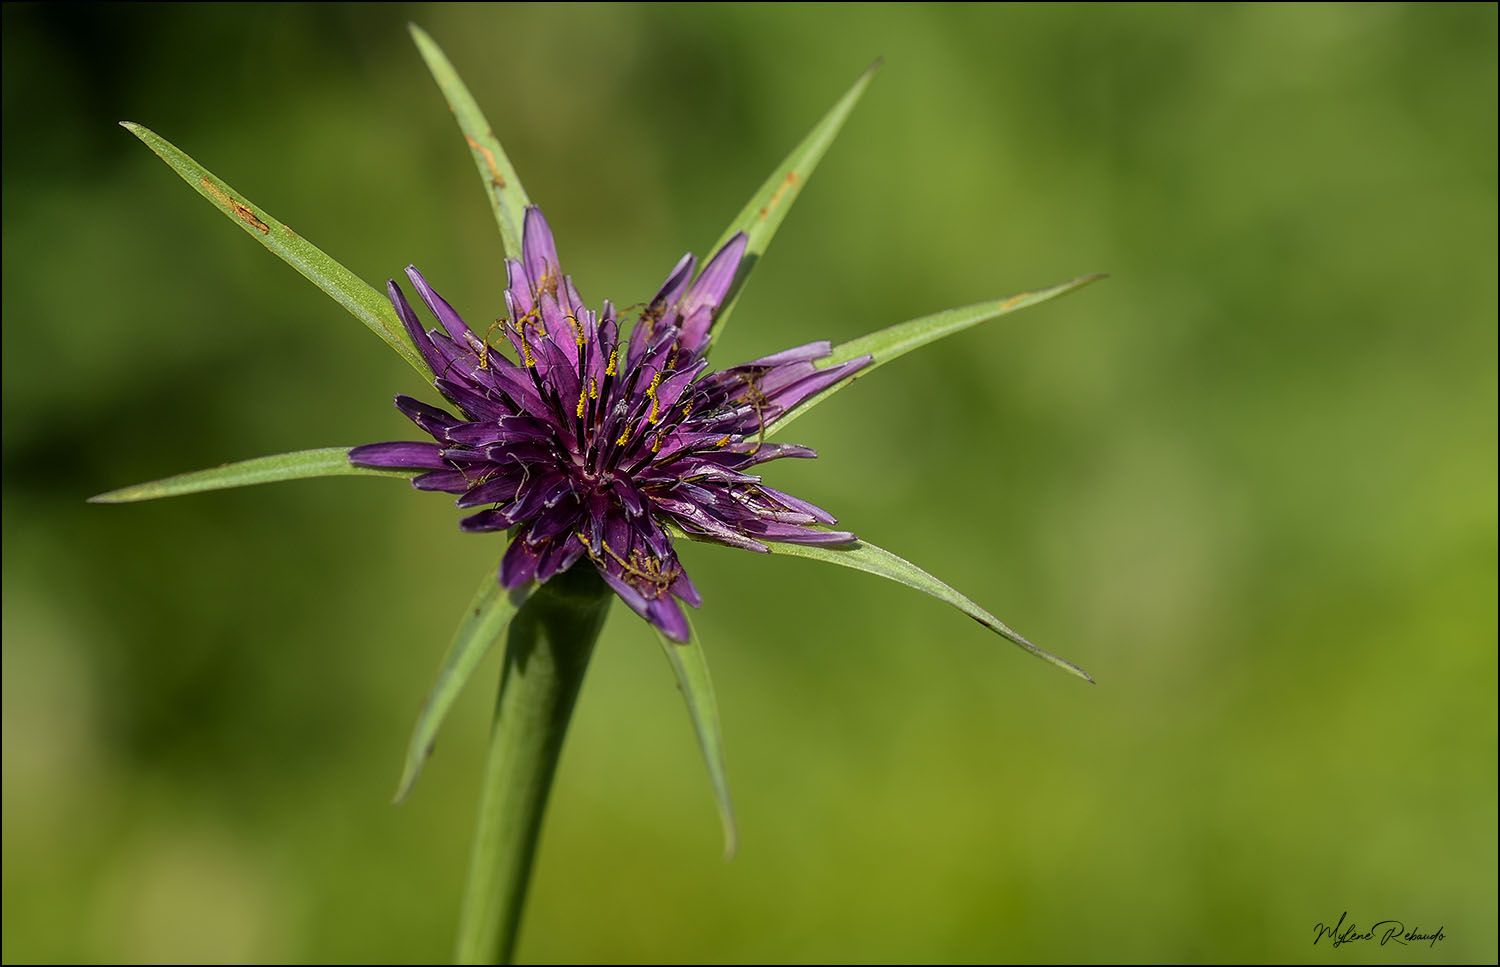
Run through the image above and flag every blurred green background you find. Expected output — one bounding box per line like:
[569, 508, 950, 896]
[3, 3, 1495, 963]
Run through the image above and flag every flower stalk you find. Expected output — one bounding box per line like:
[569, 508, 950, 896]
[455, 564, 612, 965]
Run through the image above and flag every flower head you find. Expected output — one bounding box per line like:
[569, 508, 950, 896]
[351, 207, 870, 641]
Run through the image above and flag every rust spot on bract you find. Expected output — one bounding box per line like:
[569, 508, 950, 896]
[465, 134, 507, 188]
[238, 208, 270, 234]
[199, 176, 268, 234]
[758, 171, 799, 221]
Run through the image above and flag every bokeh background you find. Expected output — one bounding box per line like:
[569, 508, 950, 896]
[3, 3, 1495, 963]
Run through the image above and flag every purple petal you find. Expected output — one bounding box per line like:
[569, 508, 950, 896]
[394, 395, 461, 439]
[597, 567, 650, 615]
[456, 474, 526, 509]
[472, 351, 551, 422]
[603, 514, 632, 561]
[504, 264, 534, 319]
[671, 567, 702, 608]
[739, 443, 818, 466]
[756, 361, 817, 397]
[610, 478, 647, 517]
[433, 377, 512, 422]
[740, 340, 832, 369]
[412, 469, 476, 493]
[651, 359, 708, 414]
[445, 415, 556, 449]
[757, 486, 838, 525]
[535, 534, 586, 583]
[388, 280, 441, 372]
[527, 502, 584, 544]
[763, 355, 873, 418]
[743, 521, 857, 545]
[405, 267, 474, 346]
[503, 472, 566, 523]
[348, 442, 450, 470]
[650, 252, 696, 311]
[538, 290, 578, 369]
[564, 276, 589, 318]
[523, 207, 562, 298]
[678, 232, 747, 350]
[582, 491, 609, 551]
[669, 463, 760, 486]
[476, 440, 555, 465]
[415, 329, 481, 383]
[647, 596, 690, 643]
[639, 516, 674, 559]
[681, 233, 747, 317]
[459, 509, 511, 533]
[500, 534, 542, 587]
[650, 427, 736, 464]
[654, 497, 769, 553]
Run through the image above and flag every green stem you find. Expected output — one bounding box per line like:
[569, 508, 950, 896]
[454, 566, 612, 965]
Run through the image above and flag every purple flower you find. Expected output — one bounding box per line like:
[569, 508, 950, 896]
[351, 207, 870, 642]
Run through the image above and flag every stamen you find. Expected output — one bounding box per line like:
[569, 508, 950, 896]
[646, 372, 663, 423]
[593, 539, 677, 599]
[740, 375, 769, 455]
[477, 318, 507, 370]
[508, 307, 544, 367]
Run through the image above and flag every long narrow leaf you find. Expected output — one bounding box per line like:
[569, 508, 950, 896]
[121, 123, 431, 379]
[706, 62, 881, 348]
[409, 24, 532, 260]
[762, 537, 1093, 683]
[654, 617, 738, 859]
[88, 447, 414, 504]
[396, 571, 536, 803]
[772, 274, 1106, 437]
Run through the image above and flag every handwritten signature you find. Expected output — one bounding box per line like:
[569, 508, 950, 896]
[1313, 911, 1445, 948]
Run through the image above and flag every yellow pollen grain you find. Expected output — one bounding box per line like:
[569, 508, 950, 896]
[715, 435, 730, 448]
[616, 425, 631, 446]
[605, 350, 618, 377]
[589, 378, 598, 400]
[646, 372, 663, 423]
[577, 386, 588, 419]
